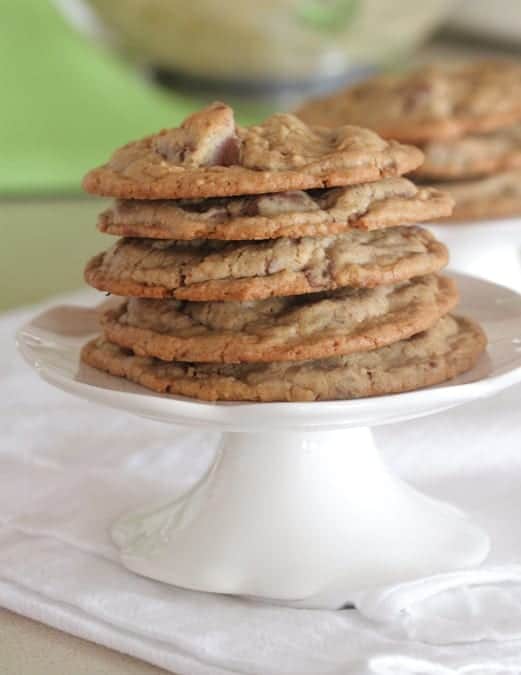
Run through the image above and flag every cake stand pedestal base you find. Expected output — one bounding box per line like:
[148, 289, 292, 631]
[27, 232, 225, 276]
[19, 275, 521, 609]
[112, 428, 489, 609]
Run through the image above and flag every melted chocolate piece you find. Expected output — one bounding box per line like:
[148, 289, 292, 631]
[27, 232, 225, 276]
[213, 134, 241, 166]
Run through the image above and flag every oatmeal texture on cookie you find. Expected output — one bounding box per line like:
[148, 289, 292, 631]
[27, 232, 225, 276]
[85, 227, 448, 301]
[82, 315, 487, 402]
[83, 102, 423, 199]
[98, 177, 453, 240]
[101, 275, 458, 363]
[296, 60, 521, 143]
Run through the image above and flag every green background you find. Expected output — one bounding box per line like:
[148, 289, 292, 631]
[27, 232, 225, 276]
[0, 1, 261, 310]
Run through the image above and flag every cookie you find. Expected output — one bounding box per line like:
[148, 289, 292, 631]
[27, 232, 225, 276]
[433, 170, 521, 221]
[85, 227, 448, 302]
[101, 275, 457, 363]
[296, 60, 521, 144]
[98, 178, 453, 241]
[81, 315, 486, 402]
[416, 124, 521, 179]
[83, 102, 423, 199]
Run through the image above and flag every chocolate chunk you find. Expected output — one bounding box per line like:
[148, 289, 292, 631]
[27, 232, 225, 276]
[212, 134, 241, 166]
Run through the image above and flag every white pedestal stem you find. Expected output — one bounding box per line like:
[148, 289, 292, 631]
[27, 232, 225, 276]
[112, 428, 489, 609]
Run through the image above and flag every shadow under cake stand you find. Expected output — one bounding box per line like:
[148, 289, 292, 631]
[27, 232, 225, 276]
[17, 274, 521, 610]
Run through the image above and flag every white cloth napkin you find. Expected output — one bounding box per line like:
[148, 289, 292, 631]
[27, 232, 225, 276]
[2, 274, 521, 675]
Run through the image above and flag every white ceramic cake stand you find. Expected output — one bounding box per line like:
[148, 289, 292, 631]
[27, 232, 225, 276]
[17, 274, 521, 609]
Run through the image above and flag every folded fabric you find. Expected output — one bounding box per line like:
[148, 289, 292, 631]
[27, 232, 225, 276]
[2, 288, 521, 675]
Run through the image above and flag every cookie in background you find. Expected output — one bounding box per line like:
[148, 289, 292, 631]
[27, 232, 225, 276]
[296, 60, 521, 222]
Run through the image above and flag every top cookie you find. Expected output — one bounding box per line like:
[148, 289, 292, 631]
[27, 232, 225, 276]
[83, 102, 423, 199]
[296, 60, 521, 144]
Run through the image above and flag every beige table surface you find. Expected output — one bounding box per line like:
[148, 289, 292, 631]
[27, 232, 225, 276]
[1, 198, 106, 312]
[0, 609, 171, 674]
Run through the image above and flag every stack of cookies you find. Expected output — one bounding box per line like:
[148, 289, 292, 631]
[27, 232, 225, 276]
[297, 60, 521, 222]
[81, 103, 486, 402]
